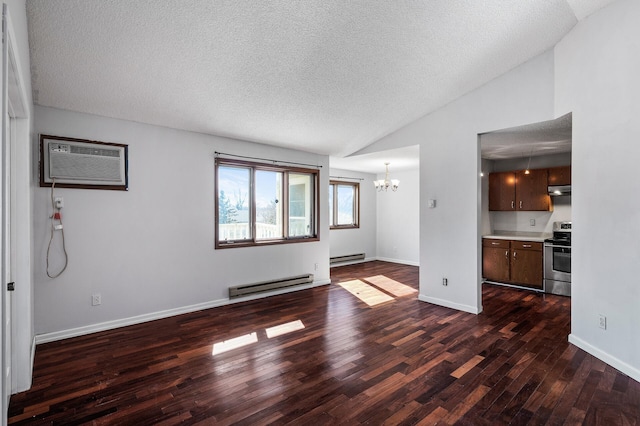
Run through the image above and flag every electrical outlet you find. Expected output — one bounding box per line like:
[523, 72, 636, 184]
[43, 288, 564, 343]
[314, 263, 318, 271]
[54, 197, 64, 209]
[92, 294, 102, 306]
[599, 314, 606, 330]
[442, 278, 448, 286]
[530, 219, 535, 226]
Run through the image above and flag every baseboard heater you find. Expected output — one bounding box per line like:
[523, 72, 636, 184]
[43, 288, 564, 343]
[330, 253, 365, 264]
[229, 274, 314, 298]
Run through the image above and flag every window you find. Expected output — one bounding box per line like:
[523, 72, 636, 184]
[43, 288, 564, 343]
[329, 181, 359, 229]
[216, 159, 319, 248]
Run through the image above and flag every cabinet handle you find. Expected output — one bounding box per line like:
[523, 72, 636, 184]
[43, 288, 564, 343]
[513, 251, 517, 258]
[491, 242, 500, 245]
[519, 200, 523, 209]
[522, 244, 532, 248]
[511, 201, 515, 209]
[505, 250, 509, 259]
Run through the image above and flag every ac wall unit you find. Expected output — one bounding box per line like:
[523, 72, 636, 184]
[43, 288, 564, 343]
[40, 135, 128, 190]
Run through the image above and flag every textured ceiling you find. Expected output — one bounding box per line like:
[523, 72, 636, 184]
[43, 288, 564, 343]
[26, 0, 614, 158]
[480, 113, 573, 160]
[331, 145, 420, 175]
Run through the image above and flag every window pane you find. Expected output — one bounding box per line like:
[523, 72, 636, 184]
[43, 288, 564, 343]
[255, 170, 283, 239]
[289, 173, 313, 237]
[336, 185, 355, 225]
[218, 166, 251, 241]
[328, 185, 334, 227]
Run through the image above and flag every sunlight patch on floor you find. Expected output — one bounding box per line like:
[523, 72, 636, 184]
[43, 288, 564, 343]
[265, 320, 306, 338]
[365, 275, 418, 297]
[212, 332, 258, 355]
[339, 279, 395, 306]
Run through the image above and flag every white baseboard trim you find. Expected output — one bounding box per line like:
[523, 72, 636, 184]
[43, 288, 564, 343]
[568, 334, 640, 383]
[35, 279, 331, 345]
[375, 257, 420, 267]
[418, 294, 482, 315]
[329, 257, 374, 268]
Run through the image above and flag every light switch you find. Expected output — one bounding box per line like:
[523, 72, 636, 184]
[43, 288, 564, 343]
[428, 199, 436, 208]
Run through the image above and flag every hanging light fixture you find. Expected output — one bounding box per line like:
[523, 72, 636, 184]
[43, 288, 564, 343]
[524, 147, 533, 175]
[374, 162, 399, 192]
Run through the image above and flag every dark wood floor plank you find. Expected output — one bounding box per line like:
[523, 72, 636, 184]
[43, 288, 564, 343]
[8, 261, 640, 425]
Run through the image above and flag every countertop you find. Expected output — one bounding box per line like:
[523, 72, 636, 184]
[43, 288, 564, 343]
[483, 231, 551, 242]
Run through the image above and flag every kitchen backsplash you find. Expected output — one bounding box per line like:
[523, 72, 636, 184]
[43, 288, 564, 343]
[490, 196, 571, 233]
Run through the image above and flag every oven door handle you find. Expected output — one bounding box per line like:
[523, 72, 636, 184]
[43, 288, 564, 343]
[545, 244, 572, 249]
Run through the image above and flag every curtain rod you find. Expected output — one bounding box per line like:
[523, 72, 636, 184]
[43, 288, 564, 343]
[215, 151, 322, 169]
[330, 175, 365, 181]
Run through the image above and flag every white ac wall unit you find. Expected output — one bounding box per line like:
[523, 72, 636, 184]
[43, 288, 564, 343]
[40, 135, 128, 190]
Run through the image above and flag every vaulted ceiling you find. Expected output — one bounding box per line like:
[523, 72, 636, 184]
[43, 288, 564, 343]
[26, 0, 615, 158]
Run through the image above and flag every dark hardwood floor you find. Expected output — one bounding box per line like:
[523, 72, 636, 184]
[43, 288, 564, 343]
[9, 261, 640, 425]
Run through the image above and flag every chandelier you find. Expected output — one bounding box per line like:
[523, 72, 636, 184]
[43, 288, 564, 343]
[374, 162, 400, 192]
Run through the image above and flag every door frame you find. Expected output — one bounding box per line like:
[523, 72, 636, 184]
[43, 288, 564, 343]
[1, 2, 33, 421]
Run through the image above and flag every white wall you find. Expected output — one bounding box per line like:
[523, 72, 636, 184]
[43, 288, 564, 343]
[328, 168, 377, 262]
[490, 201, 571, 234]
[555, 0, 640, 380]
[358, 50, 556, 315]
[376, 168, 419, 266]
[33, 106, 330, 340]
[480, 159, 492, 236]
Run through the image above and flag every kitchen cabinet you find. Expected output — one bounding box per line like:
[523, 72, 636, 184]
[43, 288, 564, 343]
[509, 241, 543, 289]
[516, 169, 550, 211]
[488, 169, 550, 211]
[482, 239, 510, 282]
[483, 238, 543, 290]
[488, 172, 516, 211]
[548, 166, 571, 186]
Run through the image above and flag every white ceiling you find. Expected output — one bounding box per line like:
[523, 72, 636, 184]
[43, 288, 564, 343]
[480, 113, 573, 160]
[26, 0, 613, 162]
[330, 145, 420, 175]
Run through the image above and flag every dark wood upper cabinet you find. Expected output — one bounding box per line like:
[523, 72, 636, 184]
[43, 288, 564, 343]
[488, 168, 551, 211]
[548, 166, 571, 186]
[516, 169, 550, 211]
[488, 172, 516, 211]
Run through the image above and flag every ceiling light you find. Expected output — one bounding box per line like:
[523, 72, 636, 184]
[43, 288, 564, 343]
[524, 147, 533, 175]
[374, 162, 399, 192]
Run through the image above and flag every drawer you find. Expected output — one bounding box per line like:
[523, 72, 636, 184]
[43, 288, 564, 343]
[511, 241, 542, 251]
[483, 239, 510, 249]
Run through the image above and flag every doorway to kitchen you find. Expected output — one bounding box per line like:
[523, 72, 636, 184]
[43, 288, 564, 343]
[478, 113, 572, 303]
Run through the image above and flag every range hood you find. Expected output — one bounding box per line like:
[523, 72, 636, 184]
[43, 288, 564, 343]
[548, 185, 571, 196]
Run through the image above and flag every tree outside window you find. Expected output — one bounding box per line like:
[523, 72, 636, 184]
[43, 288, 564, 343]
[216, 159, 319, 248]
[329, 181, 359, 229]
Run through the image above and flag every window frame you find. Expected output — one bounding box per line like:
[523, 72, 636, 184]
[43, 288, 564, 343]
[329, 180, 360, 230]
[215, 158, 320, 249]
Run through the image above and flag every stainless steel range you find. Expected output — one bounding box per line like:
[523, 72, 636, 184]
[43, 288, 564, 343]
[544, 221, 571, 296]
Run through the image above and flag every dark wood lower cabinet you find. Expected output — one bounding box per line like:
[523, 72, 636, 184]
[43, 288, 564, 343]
[483, 238, 543, 290]
[510, 241, 543, 289]
[482, 239, 510, 282]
